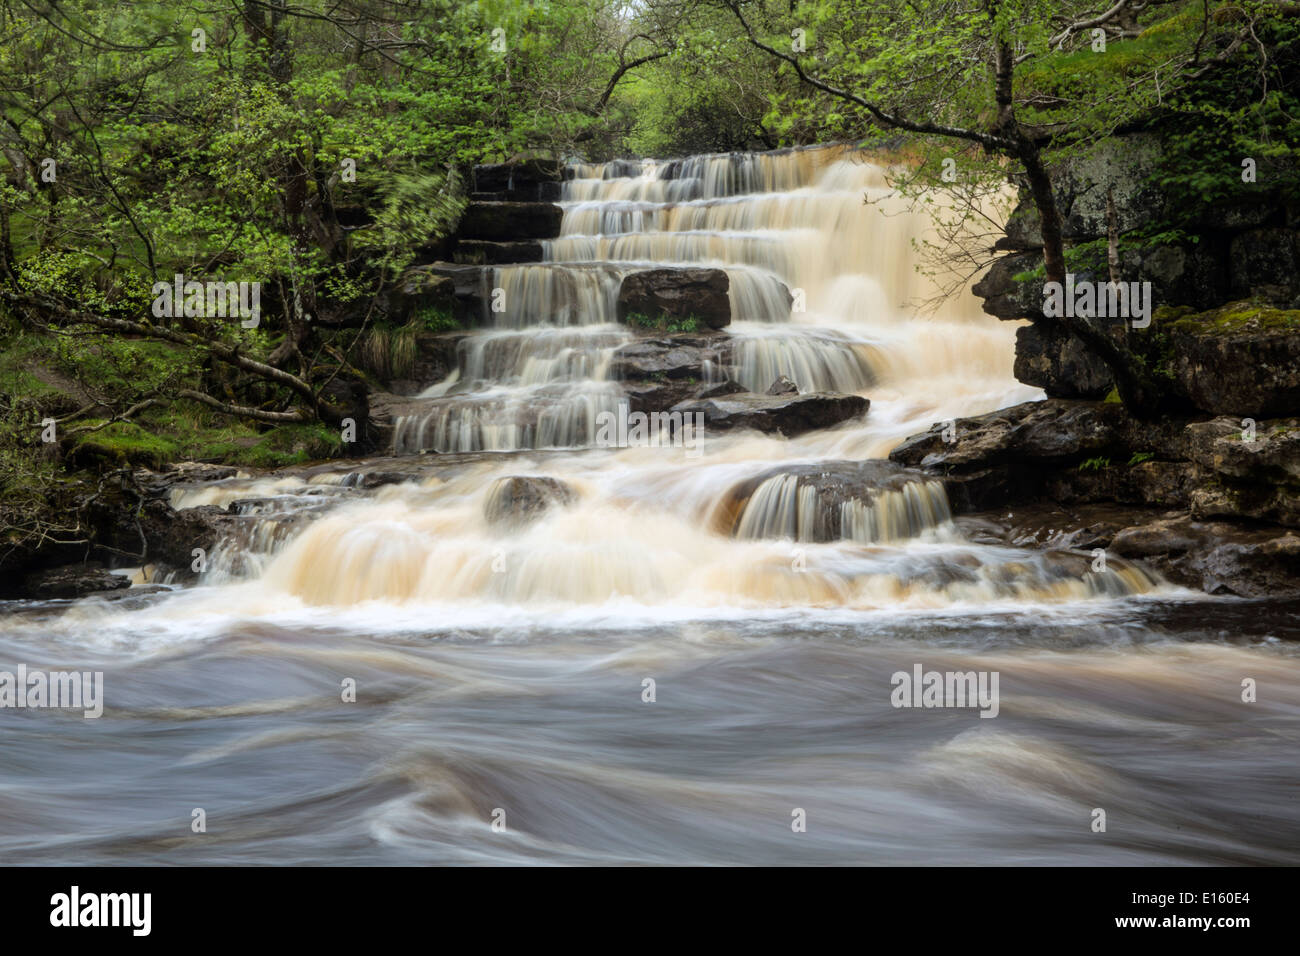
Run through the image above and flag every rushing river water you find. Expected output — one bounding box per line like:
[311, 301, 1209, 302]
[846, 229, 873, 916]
[2, 147, 1297, 865]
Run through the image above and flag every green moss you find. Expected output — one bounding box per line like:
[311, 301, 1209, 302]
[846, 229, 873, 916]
[1165, 300, 1300, 336]
[68, 404, 342, 470]
[624, 312, 703, 333]
[234, 424, 342, 468]
[70, 421, 180, 468]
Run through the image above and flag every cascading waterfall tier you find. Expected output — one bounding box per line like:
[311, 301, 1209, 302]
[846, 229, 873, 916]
[393, 144, 980, 456]
[177, 146, 1153, 610]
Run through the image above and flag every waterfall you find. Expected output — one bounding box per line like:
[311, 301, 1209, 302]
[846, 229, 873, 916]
[166, 144, 1151, 609]
[395, 144, 1031, 457]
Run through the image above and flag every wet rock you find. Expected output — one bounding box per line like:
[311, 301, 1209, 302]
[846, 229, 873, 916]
[406, 263, 491, 324]
[453, 240, 545, 265]
[889, 400, 1126, 470]
[696, 380, 747, 399]
[22, 563, 131, 599]
[609, 334, 732, 415]
[1015, 322, 1114, 398]
[1111, 516, 1300, 596]
[609, 339, 719, 381]
[671, 392, 868, 437]
[765, 375, 798, 396]
[617, 268, 732, 329]
[714, 460, 944, 540]
[458, 202, 563, 242]
[136, 500, 240, 571]
[471, 159, 563, 202]
[956, 502, 1149, 552]
[483, 476, 576, 527]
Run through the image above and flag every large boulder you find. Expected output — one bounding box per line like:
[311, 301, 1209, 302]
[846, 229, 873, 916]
[889, 399, 1126, 470]
[483, 476, 576, 528]
[1184, 416, 1300, 526]
[1165, 304, 1300, 417]
[670, 392, 867, 436]
[713, 460, 948, 541]
[1110, 516, 1300, 597]
[458, 202, 563, 242]
[1014, 322, 1114, 399]
[617, 268, 732, 329]
[970, 251, 1048, 322]
[886, 399, 1182, 511]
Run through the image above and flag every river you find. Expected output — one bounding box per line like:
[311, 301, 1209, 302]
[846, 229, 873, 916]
[2, 146, 1297, 865]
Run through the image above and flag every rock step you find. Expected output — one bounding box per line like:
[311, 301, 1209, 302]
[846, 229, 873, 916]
[472, 159, 563, 202]
[458, 201, 563, 242]
[671, 393, 868, 437]
[453, 239, 545, 265]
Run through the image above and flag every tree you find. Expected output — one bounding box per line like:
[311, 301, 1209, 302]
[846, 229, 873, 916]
[708, 0, 1300, 415]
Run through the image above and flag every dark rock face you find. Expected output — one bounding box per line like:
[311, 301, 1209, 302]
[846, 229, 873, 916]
[973, 130, 1300, 401]
[483, 476, 576, 527]
[608, 333, 732, 414]
[617, 269, 732, 329]
[888, 397, 1300, 594]
[136, 500, 240, 573]
[458, 202, 563, 242]
[384, 269, 457, 326]
[471, 159, 563, 202]
[1185, 417, 1300, 526]
[889, 400, 1126, 471]
[316, 371, 371, 444]
[671, 392, 868, 436]
[453, 240, 545, 265]
[1228, 228, 1300, 299]
[970, 251, 1046, 322]
[1110, 516, 1300, 597]
[406, 264, 491, 324]
[1170, 324, 1300, 417]
[1015, 323, 1115, 399]
[22, 563, 130, 599]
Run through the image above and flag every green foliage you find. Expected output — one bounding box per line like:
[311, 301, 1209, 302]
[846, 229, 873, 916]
[1078, 456, 1111, 473]
[624, 312, 703, 333]
[1127, 452, 1155, 466]
[415, 306, 461, 333]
